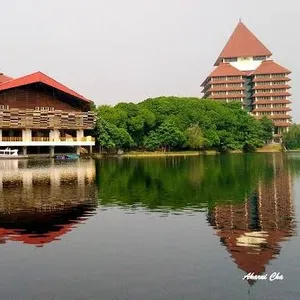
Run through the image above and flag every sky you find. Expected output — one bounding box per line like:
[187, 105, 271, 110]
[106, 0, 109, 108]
[1, 0, 299, 121]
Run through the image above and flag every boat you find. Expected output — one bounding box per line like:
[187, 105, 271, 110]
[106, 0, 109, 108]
[0, 148, 28, 159]
[55, 154, 80, 160]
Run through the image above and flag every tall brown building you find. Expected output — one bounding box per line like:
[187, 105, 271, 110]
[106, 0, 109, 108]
[201, 21, 292, 140]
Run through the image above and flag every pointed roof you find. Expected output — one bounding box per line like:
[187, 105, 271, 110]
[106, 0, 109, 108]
[0, 72, 13, 84]
[209, 63, 243, 77]
[0, 71, 90, 102]
[215, 21, 272, 65]
[252, 60, 291, 75]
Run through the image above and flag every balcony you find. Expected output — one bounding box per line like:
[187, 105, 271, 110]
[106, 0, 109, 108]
[0, 136, 95, 147]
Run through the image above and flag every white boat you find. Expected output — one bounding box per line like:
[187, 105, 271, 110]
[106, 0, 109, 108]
[0, 148, 28, 159]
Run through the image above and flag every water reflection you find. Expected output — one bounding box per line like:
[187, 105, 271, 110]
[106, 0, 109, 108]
[0, 159, 97, 247]
[96, 154, 297, 284]
[207, 155, 296, 285]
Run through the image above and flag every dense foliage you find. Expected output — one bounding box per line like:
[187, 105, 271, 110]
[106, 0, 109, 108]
[282, 124, 300, 149]
[94, 97, 273, 152]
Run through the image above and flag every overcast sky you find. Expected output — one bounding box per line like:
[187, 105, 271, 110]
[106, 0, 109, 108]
[1, 0, 299, 120]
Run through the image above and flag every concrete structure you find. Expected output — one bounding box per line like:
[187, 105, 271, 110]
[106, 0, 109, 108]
[0, 71, 95, 156]
[201, 21, 292, 140]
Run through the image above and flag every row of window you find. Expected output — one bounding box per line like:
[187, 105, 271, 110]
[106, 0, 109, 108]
[256, 73, 287, 78]
[256, 104, 287, 108]
[34, 107, 55, 111]
[257, 112, 288, 116]
[212, 83, 242, 88]
[0, 105, 9, 110]
[212, 76, 241, 81]
[254, 81, 287, 86]
[255, 89, 287, 93]
[212, 91, 243, 95]
[256, 96, 288, 100]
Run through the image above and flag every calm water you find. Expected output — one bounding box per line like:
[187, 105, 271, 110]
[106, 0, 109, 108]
[0, 154, 299, 300]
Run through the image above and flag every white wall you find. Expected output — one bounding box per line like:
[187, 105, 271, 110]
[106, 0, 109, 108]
[229, 57, 264, 71]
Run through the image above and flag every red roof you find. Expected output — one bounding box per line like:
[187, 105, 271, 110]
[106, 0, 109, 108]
[215, 21, 272, 65]
[0, 73, 13, 84]
[0, 71, 90, 103]
[209, 63, 243, 77]
[252, 60, 291, 75]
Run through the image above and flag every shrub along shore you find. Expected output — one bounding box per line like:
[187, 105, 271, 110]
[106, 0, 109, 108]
[93, 97, 274, 153]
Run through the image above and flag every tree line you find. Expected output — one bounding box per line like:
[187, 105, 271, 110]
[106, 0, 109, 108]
[94, 97, 273, 152]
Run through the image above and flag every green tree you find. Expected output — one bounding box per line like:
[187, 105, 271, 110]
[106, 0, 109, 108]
[283, 124, 300, 149]
[185, 124, 205, 150]
[144, 120, 185, 151]
[259, 116, 274, 143]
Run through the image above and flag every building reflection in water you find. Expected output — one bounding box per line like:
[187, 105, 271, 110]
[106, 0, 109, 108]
[0, 159, 97, 247]
[207, 155, 296, 285]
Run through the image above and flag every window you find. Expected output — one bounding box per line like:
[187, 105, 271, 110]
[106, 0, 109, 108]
[213, 84, 226, 88]
[254, 56, 267, 61]
[256, 89, 271, 93]
[257, 96, 271, 100]
[273, 104, 286, 108]
[272, 81, 286, 85]
[213, 76, 226, 81]
[213, 91, 226, 95]
[256, 81, 270, 86]
[272, 89, 286, 92]
[224, 57, 237, 62]
[34, 107, 55, 111]
[260, 112, 272, 115]
[0, 105, 9, 110]
[258, 104, 271, 108]
[227, 83, 241, 87]
[273, 96, 287, 100]
[256, 74, 271, 78]
[231, 90, 243, 94]
[272, 73, 286, 78]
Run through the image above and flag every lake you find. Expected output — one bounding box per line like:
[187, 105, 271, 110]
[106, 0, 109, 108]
[0, 154, 299, 300]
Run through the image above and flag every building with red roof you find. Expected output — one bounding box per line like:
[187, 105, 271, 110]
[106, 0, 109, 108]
[201, 21, 292, 139]
[0, 71, 95, 156]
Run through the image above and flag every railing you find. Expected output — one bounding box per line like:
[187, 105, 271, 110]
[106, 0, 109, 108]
[1, 137, 23, 141]
[0, 136, 95, 142]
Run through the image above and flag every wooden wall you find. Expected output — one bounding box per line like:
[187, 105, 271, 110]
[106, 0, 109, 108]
[0, 87, 82, 111]
[0, 109, 95, 130]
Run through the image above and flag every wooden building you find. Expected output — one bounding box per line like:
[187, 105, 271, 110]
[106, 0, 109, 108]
[201, 21, 292, 140]
[0, 71, 95, 156]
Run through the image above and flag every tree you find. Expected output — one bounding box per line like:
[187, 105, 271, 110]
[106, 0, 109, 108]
[259, 116, 274, 143]
[283, 124, 300, 149]
[95, 97, 272, 152]
[144, 120, 185, 151]
[185, 124, 205, 150]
